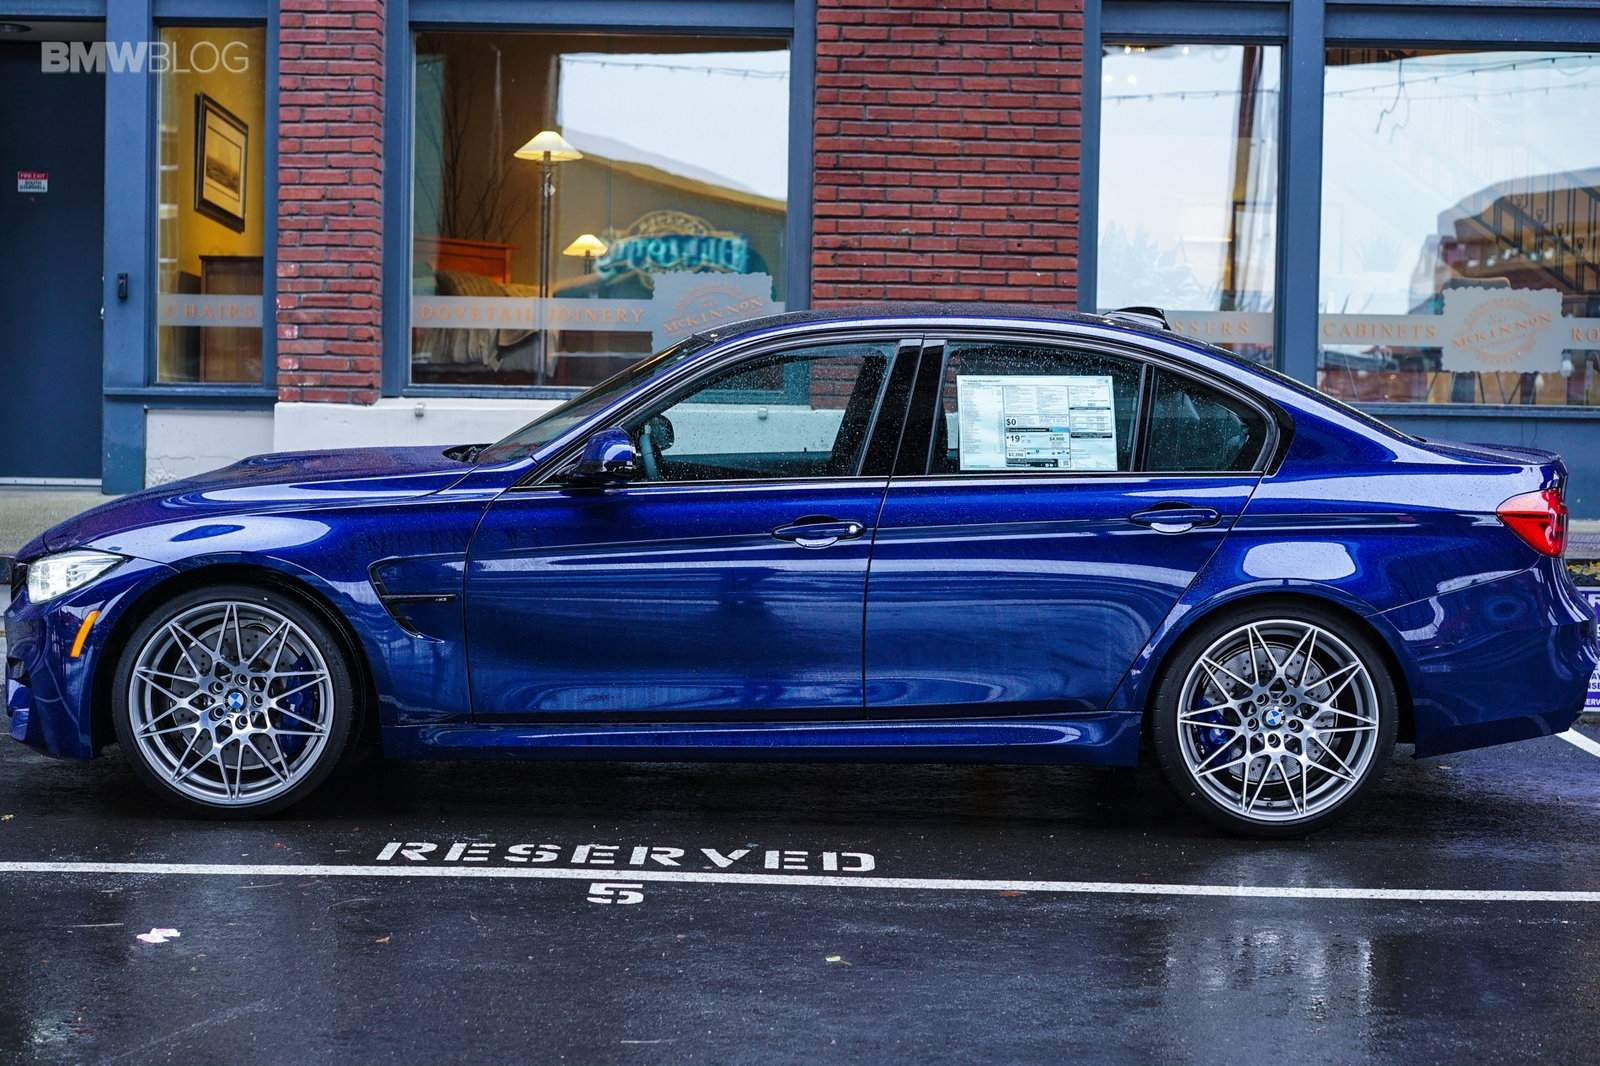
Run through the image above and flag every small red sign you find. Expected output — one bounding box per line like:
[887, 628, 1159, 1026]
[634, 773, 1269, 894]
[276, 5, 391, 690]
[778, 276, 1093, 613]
[16, 170, 48, 194]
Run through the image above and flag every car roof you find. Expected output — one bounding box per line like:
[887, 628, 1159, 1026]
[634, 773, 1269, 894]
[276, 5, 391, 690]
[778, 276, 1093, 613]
[691, 302, 1125, 345]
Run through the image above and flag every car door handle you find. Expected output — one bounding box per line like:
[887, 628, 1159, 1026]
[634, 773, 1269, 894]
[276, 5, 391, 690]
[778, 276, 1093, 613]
[772, 516, 867, 549]
[1128, 506, 1223, 534]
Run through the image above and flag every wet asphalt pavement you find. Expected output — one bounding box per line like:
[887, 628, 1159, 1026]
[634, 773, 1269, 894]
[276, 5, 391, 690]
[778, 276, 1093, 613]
[1, 726, 1599, 1065]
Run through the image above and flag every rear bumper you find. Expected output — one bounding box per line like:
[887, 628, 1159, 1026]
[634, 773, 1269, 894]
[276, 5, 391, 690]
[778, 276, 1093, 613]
[1377, 556, 1597, 757]
[4, 557, 175, 760]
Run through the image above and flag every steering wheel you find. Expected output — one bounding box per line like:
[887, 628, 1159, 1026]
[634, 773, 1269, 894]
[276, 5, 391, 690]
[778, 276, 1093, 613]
[639, 415, 673, 481]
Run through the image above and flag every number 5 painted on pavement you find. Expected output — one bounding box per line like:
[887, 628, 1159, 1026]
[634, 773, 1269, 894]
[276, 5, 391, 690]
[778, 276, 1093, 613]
[587, 882, 645, 905]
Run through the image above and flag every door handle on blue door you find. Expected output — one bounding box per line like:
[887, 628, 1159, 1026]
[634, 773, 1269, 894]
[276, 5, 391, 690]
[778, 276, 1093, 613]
[772, 516, 867, 549]
[1128, 506, 1223, 534]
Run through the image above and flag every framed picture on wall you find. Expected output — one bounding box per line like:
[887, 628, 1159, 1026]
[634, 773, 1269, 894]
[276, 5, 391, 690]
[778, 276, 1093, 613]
[194, 93, 248, 232]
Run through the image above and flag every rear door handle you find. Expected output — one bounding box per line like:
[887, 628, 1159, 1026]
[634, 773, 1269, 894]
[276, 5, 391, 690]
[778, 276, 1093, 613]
[772, 516, 866, 549]
[1129, 506, 1223, 534]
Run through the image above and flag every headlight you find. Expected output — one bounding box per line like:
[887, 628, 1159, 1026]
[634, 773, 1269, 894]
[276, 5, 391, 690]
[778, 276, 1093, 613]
[25, 550, 125, 603]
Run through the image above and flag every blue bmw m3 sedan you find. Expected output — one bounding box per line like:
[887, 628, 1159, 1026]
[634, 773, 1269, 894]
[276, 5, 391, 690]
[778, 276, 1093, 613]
[6, 306, 1595, 834]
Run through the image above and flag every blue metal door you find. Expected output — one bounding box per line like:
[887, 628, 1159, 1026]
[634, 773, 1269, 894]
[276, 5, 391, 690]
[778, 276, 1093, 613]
[0, 41, 104, 480]
[864, 474, 1259, 715]
[464, 480, 887, 718]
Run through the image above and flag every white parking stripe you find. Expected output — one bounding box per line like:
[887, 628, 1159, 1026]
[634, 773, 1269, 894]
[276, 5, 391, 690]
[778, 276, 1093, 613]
[1559, 729, 1600, 759]
[0, 860, 1597, 904]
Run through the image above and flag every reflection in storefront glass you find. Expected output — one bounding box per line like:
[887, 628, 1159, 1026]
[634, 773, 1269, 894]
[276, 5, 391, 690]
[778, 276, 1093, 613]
[410, 33, 790, 388]
[154, 25, 266, 384]
[1320, 49, 1600, 406]
[1097, 43, 1281, 364]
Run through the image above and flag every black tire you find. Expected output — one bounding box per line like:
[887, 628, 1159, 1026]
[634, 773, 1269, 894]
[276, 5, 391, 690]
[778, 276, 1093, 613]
[1149, 601, 1399, 838]
[110, 582, 358, 818]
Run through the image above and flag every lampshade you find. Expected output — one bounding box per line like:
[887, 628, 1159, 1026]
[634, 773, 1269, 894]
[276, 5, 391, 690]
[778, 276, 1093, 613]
[562, 233, 609, 257]
[514, 130, 582, 162]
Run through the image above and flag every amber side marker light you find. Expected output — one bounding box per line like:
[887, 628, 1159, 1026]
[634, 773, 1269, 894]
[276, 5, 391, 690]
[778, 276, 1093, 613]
[1497, 488, 1568, 557]
[69, 610, 100, 658]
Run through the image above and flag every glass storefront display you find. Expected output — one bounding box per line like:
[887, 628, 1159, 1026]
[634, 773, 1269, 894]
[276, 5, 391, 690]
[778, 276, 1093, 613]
[154, 25, 267, 384]
[410, 32, 791, 388]
[1319, 49, 1600, 405]
[1097, 43, 1281, 364]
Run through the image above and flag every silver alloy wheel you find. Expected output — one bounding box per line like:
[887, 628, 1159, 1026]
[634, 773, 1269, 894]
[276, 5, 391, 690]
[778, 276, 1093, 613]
[126, 600, 335, 806]
[1175, 619, 1381, 824]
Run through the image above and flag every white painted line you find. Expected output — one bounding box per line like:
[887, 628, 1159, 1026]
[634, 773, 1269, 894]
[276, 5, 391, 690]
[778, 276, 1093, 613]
[0, 861, 1596, 904]
[1559, 729, 1600, 760]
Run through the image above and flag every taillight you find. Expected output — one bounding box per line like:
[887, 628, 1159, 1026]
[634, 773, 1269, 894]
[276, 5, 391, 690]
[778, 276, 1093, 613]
[1497, 487, 1568, 557]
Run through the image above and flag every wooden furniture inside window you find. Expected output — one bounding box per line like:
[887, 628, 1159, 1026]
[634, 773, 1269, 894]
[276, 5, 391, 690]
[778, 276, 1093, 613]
[199, 255, 264, 383]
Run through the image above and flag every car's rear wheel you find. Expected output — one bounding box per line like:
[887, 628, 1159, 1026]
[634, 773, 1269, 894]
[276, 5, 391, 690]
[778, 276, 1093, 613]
[110, 583, 356, 817]
[1150, 604, 1398, 837]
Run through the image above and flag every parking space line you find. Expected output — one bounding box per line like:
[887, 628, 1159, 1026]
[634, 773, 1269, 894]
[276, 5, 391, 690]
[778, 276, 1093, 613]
[0, 861, 1597, 904]
[1559, 729, 1600, 759]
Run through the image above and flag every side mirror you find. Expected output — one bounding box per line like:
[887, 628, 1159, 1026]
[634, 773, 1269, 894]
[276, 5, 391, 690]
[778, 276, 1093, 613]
[566, 428, 640, 486]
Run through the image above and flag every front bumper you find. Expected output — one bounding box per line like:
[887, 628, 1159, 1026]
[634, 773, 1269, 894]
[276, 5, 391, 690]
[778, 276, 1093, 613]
[1378, 555, 1598, 757]
[5, 557, 176, 759]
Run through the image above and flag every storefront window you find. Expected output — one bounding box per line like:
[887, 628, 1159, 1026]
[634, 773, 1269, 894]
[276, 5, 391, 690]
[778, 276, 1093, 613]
[1320, 49, 1600, 406]
[1097, 43, 1281, 364]
[155, 25, 266, 384]
[410, 33, 790, 388]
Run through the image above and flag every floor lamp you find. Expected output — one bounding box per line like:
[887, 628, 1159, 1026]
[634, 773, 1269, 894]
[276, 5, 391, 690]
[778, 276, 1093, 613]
[514, 129, 581, 382]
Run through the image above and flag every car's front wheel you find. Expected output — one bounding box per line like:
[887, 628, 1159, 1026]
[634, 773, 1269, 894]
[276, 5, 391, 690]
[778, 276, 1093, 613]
[110, 583, 357, 817]
[1150, 604, 1398, 837]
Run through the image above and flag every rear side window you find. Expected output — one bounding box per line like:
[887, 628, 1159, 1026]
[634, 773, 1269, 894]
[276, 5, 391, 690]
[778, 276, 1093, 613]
[932, 343, 1141, 474]
[1144, 369, 1269, 472]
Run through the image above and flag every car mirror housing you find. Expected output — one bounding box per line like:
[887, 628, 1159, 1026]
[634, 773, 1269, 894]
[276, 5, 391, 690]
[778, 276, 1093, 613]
[566, 428, 640, 486]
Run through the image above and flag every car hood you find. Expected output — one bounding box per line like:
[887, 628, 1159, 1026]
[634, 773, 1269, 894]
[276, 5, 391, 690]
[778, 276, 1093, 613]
[34, 446, 475, 556]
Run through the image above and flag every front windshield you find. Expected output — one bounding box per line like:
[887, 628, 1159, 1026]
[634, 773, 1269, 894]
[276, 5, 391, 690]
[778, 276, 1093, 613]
[475, 338, 710, 464]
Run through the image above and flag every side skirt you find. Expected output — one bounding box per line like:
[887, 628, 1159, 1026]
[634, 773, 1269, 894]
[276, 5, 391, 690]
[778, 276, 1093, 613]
[380, 712, 1145, 766]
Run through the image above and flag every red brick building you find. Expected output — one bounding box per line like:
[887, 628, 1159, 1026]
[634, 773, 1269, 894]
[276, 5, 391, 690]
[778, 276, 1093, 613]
[2, 0, 1599, 506]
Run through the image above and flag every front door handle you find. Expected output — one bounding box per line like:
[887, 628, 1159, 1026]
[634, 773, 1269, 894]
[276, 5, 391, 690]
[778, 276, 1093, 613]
[1129, 506, 1222, 534]
[772, 516, 866, 549]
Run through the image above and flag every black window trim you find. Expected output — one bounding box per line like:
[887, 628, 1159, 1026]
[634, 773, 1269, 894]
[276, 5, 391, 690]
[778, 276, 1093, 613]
[890, 327, 1287, 481]
[517, 328, 925, 491]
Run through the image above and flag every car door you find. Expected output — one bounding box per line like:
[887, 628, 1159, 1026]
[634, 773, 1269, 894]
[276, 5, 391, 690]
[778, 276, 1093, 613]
[864, 334, 1274, 716]
[465, 335, 917, 719]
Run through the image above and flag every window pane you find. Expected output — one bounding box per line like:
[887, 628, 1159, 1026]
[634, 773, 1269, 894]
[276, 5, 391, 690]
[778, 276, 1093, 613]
[1320, 49, 1600, 406]
[1098, 43, 1281, 364]
[936, 343, 1140, 474]
[411, 32, 790, 389]
[1145, 369, 1268, 472]
[155, 26, 266, 383]
[626, 342, 896, 482]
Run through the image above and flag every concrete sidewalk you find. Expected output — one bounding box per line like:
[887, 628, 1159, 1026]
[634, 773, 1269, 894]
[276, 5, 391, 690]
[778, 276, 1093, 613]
[0, 487, 106, 558]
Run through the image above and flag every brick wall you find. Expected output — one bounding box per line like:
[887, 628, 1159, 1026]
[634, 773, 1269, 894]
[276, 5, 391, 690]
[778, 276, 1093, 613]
[813, 0, 1084, 308]
[276, 0, 385, 404]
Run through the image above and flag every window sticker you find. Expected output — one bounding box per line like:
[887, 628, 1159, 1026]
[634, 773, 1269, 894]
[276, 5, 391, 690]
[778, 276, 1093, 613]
[955, 374, 1117, 471]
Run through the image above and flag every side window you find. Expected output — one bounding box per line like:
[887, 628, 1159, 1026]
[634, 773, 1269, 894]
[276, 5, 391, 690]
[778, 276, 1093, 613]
[933, 342, 1140, 474]
[623, 341, 898, 483]
[1144, 369, 1270, 472]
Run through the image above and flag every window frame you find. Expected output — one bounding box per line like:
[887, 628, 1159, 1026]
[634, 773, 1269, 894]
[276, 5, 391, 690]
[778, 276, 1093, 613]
[892, 329, 1283, 481]
[520, 329, 924, 489]
[1090, 37, 1287, 365]
[385, 0, 813, 399]
[148, 17, 275, 392]
[1090, 0, 1600, 413]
